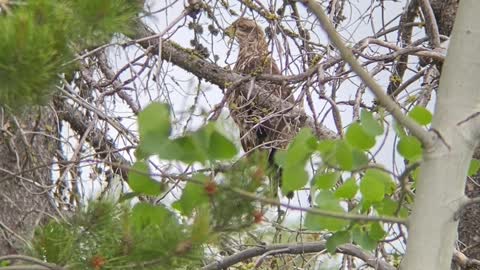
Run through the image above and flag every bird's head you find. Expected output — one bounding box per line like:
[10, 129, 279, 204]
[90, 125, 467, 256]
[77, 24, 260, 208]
[225, 18, 265, 46]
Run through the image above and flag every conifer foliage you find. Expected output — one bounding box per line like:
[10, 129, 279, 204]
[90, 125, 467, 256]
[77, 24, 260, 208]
[0, 0, 140, 108]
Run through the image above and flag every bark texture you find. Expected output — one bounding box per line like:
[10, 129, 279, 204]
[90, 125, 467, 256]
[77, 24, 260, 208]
[0, 107, 58, 255]
[430, 0, 460, 36]
[458, 174, 480, 269]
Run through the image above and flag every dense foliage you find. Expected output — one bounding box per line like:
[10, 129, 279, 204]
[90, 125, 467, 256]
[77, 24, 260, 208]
[0, 0, 140, 108]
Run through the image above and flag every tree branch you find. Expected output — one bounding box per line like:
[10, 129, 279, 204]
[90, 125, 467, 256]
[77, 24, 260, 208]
[299, 0, 434, 148]
[0, 255, 64, 270]
[201, 241, 395, 270]
[54, 97, 131, 181]
[418, 0, 441, 48]
[453, 250, 480, 269]
[129, 21, 339, 141]
[454, 196, 480, 220]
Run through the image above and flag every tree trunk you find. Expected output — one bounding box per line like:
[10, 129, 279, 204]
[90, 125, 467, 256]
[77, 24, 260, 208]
[458, 173, 480, 269]
[430, 0, 460, 38]
[0, 107, 58, 255]
[401, 1, 480, 269]
[429, 0, 480, 267]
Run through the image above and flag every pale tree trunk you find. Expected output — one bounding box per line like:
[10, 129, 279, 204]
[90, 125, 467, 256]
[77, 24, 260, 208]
[401, 1, 480, 269]
[430, 0, 480, 267]
[0, 107, 58, 255]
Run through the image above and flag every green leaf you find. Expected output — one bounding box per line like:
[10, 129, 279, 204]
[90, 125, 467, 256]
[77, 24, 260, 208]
[314, 171, 340, 190]
[393, 121, 407, 138]
[305, 191, 350, 231]
[356, 199, 371, 214]
[138, 102, 171, 155]
[351, 148, 369, 170]
[374, 198, 408, 218]
[352, 226, 377, 251]
[411, 166, 420, 183]
[274, 150, 287, 167]
[158, 123, 237, 163]
[360, 110, 384, 136]
[131, 203, 175, 229]
[346, 122, 376, 150]
[369, 222, 386, 241]
[173, 174, 209, 216]
[118, 192, 139, 203]
[285, 128, 316, 166]
[408, 106, 432, 125]
[182, 128, 211, 163]
[326, 231, 351, 253]
[139, 108, 238, 164]
[128, 161, 164, 196]
[317, 140, 336, 153]
[138, 102, 171, 139]
[317, 140, 336, 166]
[281, 129, 316, 193]
[191, 207, 211, 244]
[397, 135, 422, 161]
[468, 159, 480, 177]
[335, 141, 354, 170]
[159, 137, 206, 163]
[282, 165, 309, 194]
[208, 129, 237, 160]
[360, 173, 385, 202]
[368, 169, 395, 195]
[335, 177, 358, 199]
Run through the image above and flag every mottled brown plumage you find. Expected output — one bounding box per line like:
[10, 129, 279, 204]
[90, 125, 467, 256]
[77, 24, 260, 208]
[226, 18, 297, 155]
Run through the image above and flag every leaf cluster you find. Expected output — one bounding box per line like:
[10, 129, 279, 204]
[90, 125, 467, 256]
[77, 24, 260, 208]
[34, 104, 471, 265]
[272, 110, 402, 252]
[29, 102, 270, 268]
[131, 102, 266, 234]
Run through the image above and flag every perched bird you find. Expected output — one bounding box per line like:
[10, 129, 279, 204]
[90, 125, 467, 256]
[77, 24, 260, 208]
[226, 18, 300, 196]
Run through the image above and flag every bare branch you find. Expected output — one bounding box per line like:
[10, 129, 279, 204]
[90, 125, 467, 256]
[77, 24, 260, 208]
[453, 250, 480, 269]
[129, 21, 338, 141]
[0, 255, 64, 270]
[418, 0, 441, 48]
[454, 196, 480, 220]
[53, 97, 131, 181]
[299, 0, 434, 148]
[201, 241, 395, 270]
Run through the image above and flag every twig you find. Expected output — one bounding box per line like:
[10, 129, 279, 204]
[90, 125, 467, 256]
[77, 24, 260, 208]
[0, 255, 64, 270]
[453, 250, 480, 268]
[418, 0, 441, 48]
[299, 0, 434, 148]
[103, 160, 408, 225]
[229, 187, 407, 225]
[201, 241, 395, 270]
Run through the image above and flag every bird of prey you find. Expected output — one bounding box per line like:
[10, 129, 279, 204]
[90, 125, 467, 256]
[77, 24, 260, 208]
[226, 18, 300, 195]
